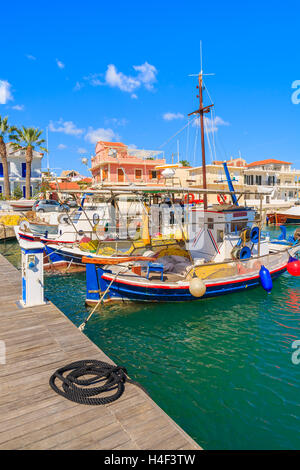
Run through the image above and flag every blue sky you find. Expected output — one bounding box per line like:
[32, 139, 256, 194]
[1, 0, 300, 175]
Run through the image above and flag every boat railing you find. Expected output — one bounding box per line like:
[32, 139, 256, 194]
[185, 250, 288, 282]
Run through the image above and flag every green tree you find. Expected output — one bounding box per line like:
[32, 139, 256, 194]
[0, 116, 16, 198]
[13, 183, 23, 199]
[180, 160, 190, 167]
[10, 127, 47, 199]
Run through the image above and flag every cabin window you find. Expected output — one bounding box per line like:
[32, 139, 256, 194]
[231, 220, 248, 233]
[207, 217, 214, 230]
[217, 230, 224, 242]
[135, 169, 142, 180]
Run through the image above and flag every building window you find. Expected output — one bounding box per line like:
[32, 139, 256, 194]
[255, 175, 262, 185]
[135, 169, 142, 180]
[0, 163, 3, 178]
[22, 163, 26, 178]
[245, 175, 254, 185]
[150, 170, 157, 179]
[0, 186, 2, 194]
[22, 186, 33, 197]
[117, 168, 124, 183]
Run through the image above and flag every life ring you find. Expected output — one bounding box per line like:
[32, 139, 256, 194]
[217, 194, 227, 205]
[184, 194, 195, 204]
[93, 213, 100, 225]
[57, 213, 70, 224]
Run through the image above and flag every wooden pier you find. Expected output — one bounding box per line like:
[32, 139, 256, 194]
[0, 253, 201, 450]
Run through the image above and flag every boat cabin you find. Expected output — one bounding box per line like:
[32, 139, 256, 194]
[187, 204, 268, 263]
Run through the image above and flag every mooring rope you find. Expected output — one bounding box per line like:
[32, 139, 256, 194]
[78, 265, 131, 331]
[49, 359, 148, 405]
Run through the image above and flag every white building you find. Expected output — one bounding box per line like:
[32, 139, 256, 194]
[0, 144, 43, 197]
[243, 159, 300, 207]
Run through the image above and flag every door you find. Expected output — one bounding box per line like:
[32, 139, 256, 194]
[117, 168, 124, 182]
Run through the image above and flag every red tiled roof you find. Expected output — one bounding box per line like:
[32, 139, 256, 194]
[247, 159, 291, 168]
[49, 180, 92, 191]
[99, 141, 127, 147]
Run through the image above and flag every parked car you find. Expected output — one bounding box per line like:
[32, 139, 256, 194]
[65, 199, 78, 208]
[33, 200, 70, 213]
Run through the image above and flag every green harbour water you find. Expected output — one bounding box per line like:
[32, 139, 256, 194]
[1, 225, 300, 450]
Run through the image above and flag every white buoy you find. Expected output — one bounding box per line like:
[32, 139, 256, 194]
[189, 277, 206, 297]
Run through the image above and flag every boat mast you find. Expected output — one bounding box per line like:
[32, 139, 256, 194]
[188, 46, 214, 210]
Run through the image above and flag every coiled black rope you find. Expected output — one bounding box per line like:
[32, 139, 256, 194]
[49, 359, 147, 405]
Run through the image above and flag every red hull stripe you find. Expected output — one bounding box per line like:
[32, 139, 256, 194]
[19, 231, 75, 244]
[101, 264, 287, 290]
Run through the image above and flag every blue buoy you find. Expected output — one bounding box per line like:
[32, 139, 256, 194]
[278, 225, 287, 241]
[250, 227, 260, 244]
[259, 265, 272, 293]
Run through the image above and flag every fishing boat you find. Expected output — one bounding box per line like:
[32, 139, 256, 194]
[267, 206, 300, 225]
[15, 194, 123, 246]
[10, 199, 35, 211]
[82, 69, 299, 306]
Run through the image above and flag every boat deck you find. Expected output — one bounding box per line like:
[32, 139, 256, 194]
[0, 253, 201, 450]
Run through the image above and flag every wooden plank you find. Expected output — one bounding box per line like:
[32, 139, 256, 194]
[0, 253, 201, 450]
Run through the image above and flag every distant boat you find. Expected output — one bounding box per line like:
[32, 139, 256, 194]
[10, 200, 35, 211]
[267, 206, 300, 225]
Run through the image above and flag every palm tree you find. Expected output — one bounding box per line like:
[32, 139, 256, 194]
[10, 127, 47, 199]
[0, 116, 16, 198]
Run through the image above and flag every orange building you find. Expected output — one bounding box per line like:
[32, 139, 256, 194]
[91, 141, 166, 185]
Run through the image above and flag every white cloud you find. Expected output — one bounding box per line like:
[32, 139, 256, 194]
[85, 127, 119, 144]
[133, 62, 157, 91]
[12, 104, 24, 111]
[193, 115, 230, 133]
[0, 80, 13, 105]
[56, 59, 65, 69]
[49, 119, 84, 136]
[77, 147, 88, 154]
[104, 62, 157, 96]
[128, 144, 137, 149]
[131, 93, 138, 99]
[105, 64, 140, 93]
[57, 144, 67, 150]
[163, 112, 184, 121]
[26, 54, 36, 61]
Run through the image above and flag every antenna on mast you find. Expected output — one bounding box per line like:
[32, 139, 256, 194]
[46, 126, 50, 173]
[200, 40, 203, 74]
